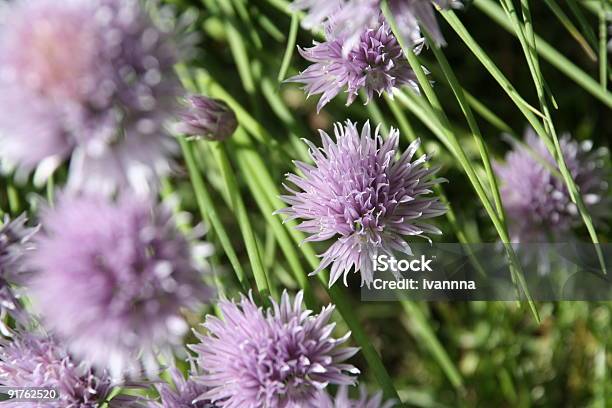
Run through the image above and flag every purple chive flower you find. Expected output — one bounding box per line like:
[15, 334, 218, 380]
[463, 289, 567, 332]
[174, 95, 238, 141]
[277, 121, 446, 287]
[0, 0, 186, 195]
[190, 290, 360, 408]
[495, 128, 610, 242]
[0, 214, 37, 333]
[287, 16, 420, 112]
[0, 331, 112, 407]
[316, 385, 396, 408]
[147, 368, 212, 408]
[28, 193, 214, 378]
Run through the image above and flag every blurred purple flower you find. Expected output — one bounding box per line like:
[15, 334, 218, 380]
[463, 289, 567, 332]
[147, 368, 212, 408]
[0, 214, 37, 333]
[287, 16, 420, 112]
[174, 95, 238, 141]
[28, 193, 214, 379]
[290, 0, 344, 29]
[388, 0, 461, 47]
[316, 385, 396, 408]
[190, 290, 359, 408]
[0, 331, 112, 407]
[495, 128, 610, 241]
[290, 0, 459, 56]
[0, 0, 186, 195]
[277, 121, 446, 287]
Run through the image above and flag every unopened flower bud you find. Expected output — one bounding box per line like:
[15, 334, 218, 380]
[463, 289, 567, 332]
[176, 95, 237, 141]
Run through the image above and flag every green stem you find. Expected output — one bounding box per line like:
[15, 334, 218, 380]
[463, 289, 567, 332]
[394, 90, 538, 319]
[384, 94, 488, 278]
[543, 0, 597, 61]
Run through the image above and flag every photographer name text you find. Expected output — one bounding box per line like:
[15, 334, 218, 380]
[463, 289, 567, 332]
[371, 255, 476, 290]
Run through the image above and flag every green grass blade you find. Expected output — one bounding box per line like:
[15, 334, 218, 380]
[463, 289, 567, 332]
[567, 0, 599, 49]
[501, 0, 607, 275]
[277, 13, 299, 82]
[384, 94, 489, 278]
[474, 0, 612, 107]
[401, 301, 464, 390]
[441, 8, 607, 274]
[230, 127, 316, 306]
[393, 90, 539, 321]
[599, 4, 608, 89]
[543, 0, 597, 61]
[426, 30, 506, 221]
[178, 137, 251, 292]
[209, 141, 275, 299]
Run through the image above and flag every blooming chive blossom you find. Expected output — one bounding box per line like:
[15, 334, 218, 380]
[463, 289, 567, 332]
[0, 331, 113, 407]
[277, 121, 447, 287]
[28, 193, 214, 378]
[0, 0, 185, 195]
[147, 368, 212, 408]
[174, 95, 238, 141]
[190, 290, 360, 408]
[0, 214, 37, 333]
[495, 128, 610, 242]
[287, 17, 420, 112]
[316, 386, 396, 408]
